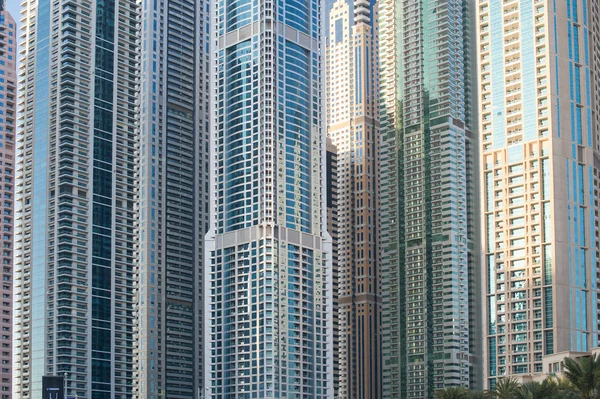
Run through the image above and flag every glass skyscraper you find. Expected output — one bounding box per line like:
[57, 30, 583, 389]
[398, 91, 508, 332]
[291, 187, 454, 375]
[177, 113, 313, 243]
[14, 0, 138, 397]
[14, 0, 208, 398]
[379, 0, 480, 397]
[479, 0, 600, 388]
[203, 0, 333, 395]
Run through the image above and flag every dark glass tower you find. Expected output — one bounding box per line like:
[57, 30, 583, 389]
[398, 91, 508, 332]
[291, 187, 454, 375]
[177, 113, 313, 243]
[134, 0, 209, 398]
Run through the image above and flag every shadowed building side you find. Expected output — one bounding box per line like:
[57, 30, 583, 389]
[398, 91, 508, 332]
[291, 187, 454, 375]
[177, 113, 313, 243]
[326, 0, 382, 396]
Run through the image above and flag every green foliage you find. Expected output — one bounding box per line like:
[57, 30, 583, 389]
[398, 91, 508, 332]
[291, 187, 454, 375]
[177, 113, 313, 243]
[434, 386, 487, 399]
[491, 377, 520, 399]
[433, 355, 600, 399]
[514, 379, 560, 399]
[562, 354, 600, 399]
[434, 386, 471, 399]
[467, 391, 490, 399]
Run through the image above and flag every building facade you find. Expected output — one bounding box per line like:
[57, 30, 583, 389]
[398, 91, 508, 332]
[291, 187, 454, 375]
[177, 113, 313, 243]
[0, 4, 15, 398]
[326, 0, 382, 396]
[203, 0, 333, 395]
[133, 0, 209, 397]
[479, 0, 600, 388]
[379, 0, 480, 397]
[13, 0, 139, 397]
[326, 138, 340, 395]
[14, 0, 209, 398]
[14, 1, 208, 398]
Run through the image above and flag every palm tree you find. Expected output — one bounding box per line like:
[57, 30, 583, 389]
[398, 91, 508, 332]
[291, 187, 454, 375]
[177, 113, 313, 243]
[514, 380, 560, 399]
[563, 354, 600, 399]
[434, 386, 471, 399]
[467, 391, 490, 399]
[491, 377, 520, 399]
[551, 376, 580, 399]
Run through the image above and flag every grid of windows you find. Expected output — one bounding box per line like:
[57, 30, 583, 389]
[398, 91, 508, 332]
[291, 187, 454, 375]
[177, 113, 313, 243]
[15, 0, 138, 397]
[0, 9, 14, 398]
[379, 0, 477, 396]
[206, 0, 331, 394]
[479, 0, 600, 387]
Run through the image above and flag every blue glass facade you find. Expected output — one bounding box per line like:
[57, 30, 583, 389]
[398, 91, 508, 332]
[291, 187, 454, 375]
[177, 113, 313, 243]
[561, 0, 595, 354]
[223, 41, 255, 231]
[29, 0, 51, 394]
[206, 0, 331, 395]
[91, 0, 116, 396]
[280, 41, 312, 233]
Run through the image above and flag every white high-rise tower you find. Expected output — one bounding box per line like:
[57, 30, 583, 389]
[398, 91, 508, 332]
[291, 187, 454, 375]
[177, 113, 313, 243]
[204, 0, 334, 395]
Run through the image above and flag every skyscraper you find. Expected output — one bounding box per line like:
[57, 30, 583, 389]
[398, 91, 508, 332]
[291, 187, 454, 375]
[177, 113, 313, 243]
[0, 3, 15, 397]
[379, 0, 479, 397]
[326, 0, 382, 396]
[14, 0, 139, 397]
[479, 0, 600, 387]
[203, 0, 333, 395]
[133, 0, 208, 397]
[14, 0, 208, 398]
[326, 138, 340, 395]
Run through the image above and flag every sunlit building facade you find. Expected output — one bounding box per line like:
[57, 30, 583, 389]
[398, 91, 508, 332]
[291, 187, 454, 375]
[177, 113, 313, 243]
[14, 0, 209, 398]
[203, 0, 333, 396]
[14, 0, 138, 397]
[326, 0, 382, 396]
[479, 0, 600, 388]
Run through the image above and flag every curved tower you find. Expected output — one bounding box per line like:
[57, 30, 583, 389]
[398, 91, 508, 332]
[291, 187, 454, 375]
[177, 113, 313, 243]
[204, 0, 333, 396]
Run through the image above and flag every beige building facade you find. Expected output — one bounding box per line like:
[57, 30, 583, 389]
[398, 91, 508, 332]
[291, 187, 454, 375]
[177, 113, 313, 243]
[326, 0, 382, 396]
[478, 0, 600, 389]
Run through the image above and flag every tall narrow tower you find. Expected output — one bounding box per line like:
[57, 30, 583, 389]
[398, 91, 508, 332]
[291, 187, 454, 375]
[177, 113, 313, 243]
[326, 0, 382, 396]
[204, 0, 333, 395]
[133, 0, 209, 397]
[379, 0, 480, 397]
[0, 3, 15, 397]
[14, 0, 209, 398]
[479, 0, 600, 387]
[326, 137, 340, 395]
[14, 0, 139, 397]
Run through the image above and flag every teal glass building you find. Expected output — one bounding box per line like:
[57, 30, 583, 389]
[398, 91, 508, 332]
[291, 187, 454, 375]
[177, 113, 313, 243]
[204, 0, 333, 395]
[379, 0, 481, 397]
